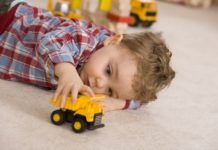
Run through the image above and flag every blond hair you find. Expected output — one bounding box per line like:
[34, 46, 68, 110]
[121, 32, 175, 103]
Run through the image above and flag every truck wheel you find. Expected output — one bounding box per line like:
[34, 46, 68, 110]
[129, 13, 140, 27]
[72, 117, 87, 133]
[51, 109, 66, 125]
[142, 21, 154, 28]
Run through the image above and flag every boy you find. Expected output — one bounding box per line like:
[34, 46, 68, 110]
[0, 1, 175, 111]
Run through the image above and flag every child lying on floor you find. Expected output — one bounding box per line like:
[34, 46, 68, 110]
[0, 1, 175, 111]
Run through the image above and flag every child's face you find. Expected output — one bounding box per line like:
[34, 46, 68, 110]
[79, 40, 137, 100]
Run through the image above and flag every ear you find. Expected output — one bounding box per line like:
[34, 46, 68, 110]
[104, 34, 123, 46]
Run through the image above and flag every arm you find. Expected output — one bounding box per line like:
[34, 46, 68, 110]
[94, 97, 143, 112]
[36, 26, 96, 106]
[36, 31, 91, 106]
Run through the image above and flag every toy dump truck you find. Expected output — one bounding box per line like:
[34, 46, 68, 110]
[129, 0, 158, 27]
[50, 95, 105, 133]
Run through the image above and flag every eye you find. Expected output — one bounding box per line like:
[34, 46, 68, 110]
[108, 88, 113, 96]
[106, 65, 111, 76]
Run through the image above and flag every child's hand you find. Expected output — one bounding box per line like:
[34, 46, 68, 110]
[93, 97, 126, 112]
[53, 63, 95, 108]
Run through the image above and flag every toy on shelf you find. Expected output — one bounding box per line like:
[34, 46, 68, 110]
[47, 0, 158, 33]
[129, 0, 158, 27]
[50, 94, 105, 133]
[47, 0, 83, 19]
[81, 0, 113, 30]
[106, 0, 133, 34]
[90, 0, 157, 31]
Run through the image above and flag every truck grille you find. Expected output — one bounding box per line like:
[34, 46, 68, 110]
[94, 114, 102, 126]
[146, 12, 156, 16]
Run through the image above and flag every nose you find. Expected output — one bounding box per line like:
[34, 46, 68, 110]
[96, 78, 106, 88]
[92, 78, 107, 94]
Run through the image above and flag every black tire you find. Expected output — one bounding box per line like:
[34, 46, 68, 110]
[142, 21, 154, 28]
[129, 13, 140, 27]
[72, 117, 87, 133]
[51, 109, 66, 125]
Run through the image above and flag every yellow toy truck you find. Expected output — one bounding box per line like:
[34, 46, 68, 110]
[50, 95, 105, 133]
[129, 0, 158, 27]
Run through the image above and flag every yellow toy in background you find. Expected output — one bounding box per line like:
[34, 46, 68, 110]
[47, 0, 82, 19]
[99, 0, 111, 11]
[129, 0, 158, 27]
[50, 94, 105, 133]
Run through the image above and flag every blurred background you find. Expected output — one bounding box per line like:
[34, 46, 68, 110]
[28, 0, 218, 34]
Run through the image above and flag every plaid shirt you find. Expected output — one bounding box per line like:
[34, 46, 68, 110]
[0, 4, 113, 89]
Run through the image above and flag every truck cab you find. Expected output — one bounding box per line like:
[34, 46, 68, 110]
[130, 0, 158, 27]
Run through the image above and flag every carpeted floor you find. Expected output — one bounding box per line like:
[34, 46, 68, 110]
[0, 1, 218, 150]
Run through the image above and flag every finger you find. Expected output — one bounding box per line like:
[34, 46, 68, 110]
[80, 85, 95, 97]
[81, 91, 89, 96]
[71, 85, 79, 104]
[60, 96, 66, 108]
[60, 85, 71, 108]
[92, 99, 101, 103]
[53, 85, 64, 102]
[81, 91, 95, 98]
[92, 98, 107, 103]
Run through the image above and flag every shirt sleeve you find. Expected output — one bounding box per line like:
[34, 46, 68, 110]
[37, 29, 78, 67]
[75, 19, 115, 44]
[122, 99, 143, 110]
[35, 29, 77, 80]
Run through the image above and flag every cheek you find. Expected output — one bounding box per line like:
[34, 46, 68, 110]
[84, 61, 101, 77]
[86, 55, 106, 73]
[85, 61, 107, 80]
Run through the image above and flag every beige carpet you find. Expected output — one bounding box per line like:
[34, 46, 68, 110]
[0, 1, 218, 150]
